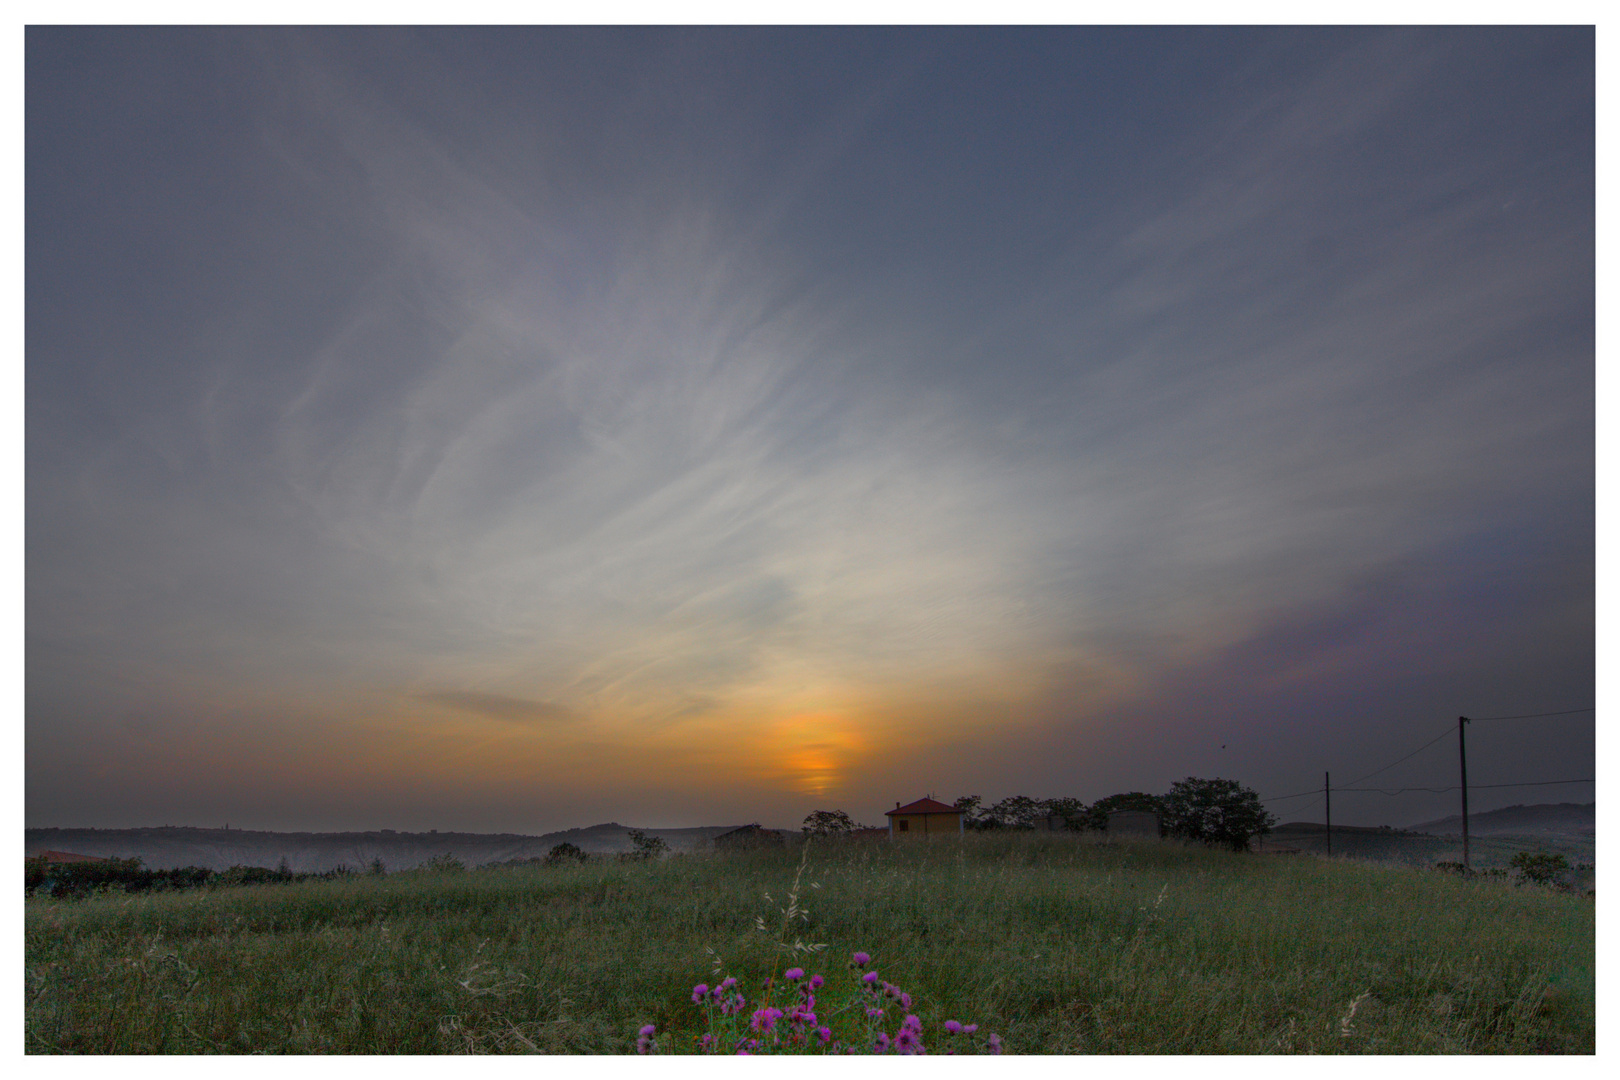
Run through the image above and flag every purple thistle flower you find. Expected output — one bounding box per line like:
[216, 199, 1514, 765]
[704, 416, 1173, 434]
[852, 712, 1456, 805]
[817, 1026, 833, 1044]
[853, 951, 871, 967]
[894, 1027, 919, 1053]
[899, 992, 912, 1009]
[691, 984, 709, 1003]
[987, 1033, 1002, 1055]
[861, 971, 880, 985]
[809, 973, 825, 990]
[639, 1024, 656, 1038]
[944, 1020, 963, 1034]
[719, 976, 738, 991]
[750, 1006, 783, 1033]
[866, 1006, 884, 1020]
[963, 1024, 978, 1034]
[874, 1033, 892, 1053]
[901, 1015, 922, 1034]
[784, 967, 805, 981]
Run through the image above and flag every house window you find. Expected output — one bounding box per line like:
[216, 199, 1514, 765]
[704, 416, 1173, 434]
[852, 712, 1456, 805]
[898, 820, 908, 832]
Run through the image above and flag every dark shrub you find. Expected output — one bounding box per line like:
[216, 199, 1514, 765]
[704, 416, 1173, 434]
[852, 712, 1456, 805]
[544, 842, 589, 866]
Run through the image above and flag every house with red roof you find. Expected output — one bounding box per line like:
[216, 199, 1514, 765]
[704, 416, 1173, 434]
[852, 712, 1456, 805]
[884, 797, 963, 838]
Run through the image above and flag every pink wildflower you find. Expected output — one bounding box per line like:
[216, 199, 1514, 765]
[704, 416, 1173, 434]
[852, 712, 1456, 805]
[809, 973, 825, 990]
[944, 1020, 963, 1034]
[963, 1024, 978, 1034]
[861, 971, 880, 985]
[899, 992, 912, 1009]
[784, 967, 805, 981]
[817, 1027, 833, 1044]
[874, 1033, 892, 1053]
[691, 983, 709, 1003]
[987, 1033, 1002, 1055]
[853, 951, 871, 967]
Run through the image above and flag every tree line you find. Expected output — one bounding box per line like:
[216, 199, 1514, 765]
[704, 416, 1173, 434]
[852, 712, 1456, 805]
[802, 777, 1276, 853]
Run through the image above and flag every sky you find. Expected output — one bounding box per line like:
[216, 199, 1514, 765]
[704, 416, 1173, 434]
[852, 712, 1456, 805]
[24, 26, 1595, 834]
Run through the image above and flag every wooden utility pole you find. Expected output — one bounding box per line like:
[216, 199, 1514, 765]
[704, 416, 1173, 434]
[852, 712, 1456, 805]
[1324, 771, 1332, 859]
[1458, 716, 1471, 870]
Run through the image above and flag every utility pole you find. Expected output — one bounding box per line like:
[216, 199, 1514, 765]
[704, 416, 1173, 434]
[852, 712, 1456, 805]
[1324, 771, 1332, 859]
[1458, 716, 1471, 870]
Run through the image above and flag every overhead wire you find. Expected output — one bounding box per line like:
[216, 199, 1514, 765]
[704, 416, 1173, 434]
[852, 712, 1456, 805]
[1465, 707, 1594, 721]
[1259, 787, 1324, 803]
[1341, 724, 1456, 789]
[1259, 708, 1592, 806]
[1338, 778, 1593, 796]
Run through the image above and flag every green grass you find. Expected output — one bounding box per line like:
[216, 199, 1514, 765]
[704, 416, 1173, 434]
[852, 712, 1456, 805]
[24, 832, 1594, 1054]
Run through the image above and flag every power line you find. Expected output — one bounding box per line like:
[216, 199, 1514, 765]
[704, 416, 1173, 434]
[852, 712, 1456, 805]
[1337, 778, 1593, 796]
[1260, 787, 1324, 803]
[1466, 707, 1594, 721]
[1260, 707, 1593, 809]
[1342, 725, 1455, 789]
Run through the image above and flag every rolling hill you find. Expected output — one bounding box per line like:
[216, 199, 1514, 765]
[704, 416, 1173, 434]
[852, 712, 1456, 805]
[24, 823, 743, 873]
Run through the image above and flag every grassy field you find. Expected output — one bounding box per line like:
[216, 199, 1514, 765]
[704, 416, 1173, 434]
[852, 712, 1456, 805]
[24, 832, 1593, 1054]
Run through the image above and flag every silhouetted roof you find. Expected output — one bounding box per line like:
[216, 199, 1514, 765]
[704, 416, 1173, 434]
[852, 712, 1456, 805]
[885, 798, 961, 816]
[714, 823, 786, 845]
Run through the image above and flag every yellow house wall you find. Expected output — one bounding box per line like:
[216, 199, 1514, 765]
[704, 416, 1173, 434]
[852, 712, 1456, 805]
[890, 813, 962, 837]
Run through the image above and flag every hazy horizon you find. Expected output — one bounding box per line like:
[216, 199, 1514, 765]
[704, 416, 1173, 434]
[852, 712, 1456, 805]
[27, 27, 1594, 836]
[24, 798, 1599, 838]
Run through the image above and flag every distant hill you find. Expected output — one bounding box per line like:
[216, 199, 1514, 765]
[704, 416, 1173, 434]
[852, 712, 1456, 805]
[1258, 806, 1593, 868]
[1404, 802, 1593, 838]
[24, 823, 746, 873]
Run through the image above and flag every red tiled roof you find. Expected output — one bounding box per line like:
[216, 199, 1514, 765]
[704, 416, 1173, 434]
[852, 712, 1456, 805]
[30, 850, 108, 863]
[885, 798, 961, 816]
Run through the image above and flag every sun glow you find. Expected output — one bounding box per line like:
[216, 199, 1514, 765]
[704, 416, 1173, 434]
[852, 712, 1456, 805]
[749, 713, 869, 798]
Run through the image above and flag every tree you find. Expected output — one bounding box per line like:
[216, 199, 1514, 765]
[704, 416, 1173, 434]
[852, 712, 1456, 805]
[953, 795, 988, 830]
[1082, 791, 1166, 832]
[1160, 777, 1274, 852]
[422, 853, 465, 873]
[623, 829, 669, 861]
[544, 841, 589, 866]
[1045, 797, 1088, 831]
[802, 809, 861, 834]
[981, 795, 1049, 830]
[1509, 850, 1569, 886]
